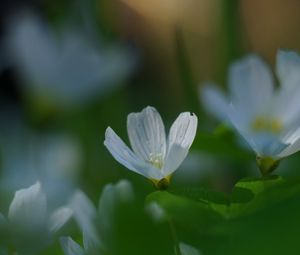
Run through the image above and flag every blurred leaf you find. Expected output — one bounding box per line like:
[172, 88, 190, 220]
[229, 175, 284, 217]
[147, 191, 224, 231]
[212, 177, 300, 255]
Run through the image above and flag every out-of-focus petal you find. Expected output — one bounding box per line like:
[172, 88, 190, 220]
[179, 242, 201, 255]
[49, 206, 73, 233]
[8, 182, 47, 229]
[229, 55, 274, 116]
[69, 190, 100, 249]
[276, 50, 300, 89]
[60, 237, 84, 255]
[200, 83, 229, 121]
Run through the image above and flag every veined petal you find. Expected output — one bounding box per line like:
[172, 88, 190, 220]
[163, 112, 197, 176]
[200, 83, 229, 121]
[276, 50, 300, 89]
[127, 106, 167, 162]
[168, 112, 198, 149]
[229, 55, 274, 116]
[60, 237, 84, 255]
[49, 206, 73, 233]
[8, 182, 47, 229]
[104, 127, 162, 180]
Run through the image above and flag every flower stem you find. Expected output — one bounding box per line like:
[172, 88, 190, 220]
[168, 219, 181, 255]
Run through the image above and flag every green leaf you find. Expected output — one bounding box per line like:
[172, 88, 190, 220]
[168, 187, 230, 218]
[212, 177, 300, 255]
[229, 175, 285, 217]
[146, 191, 223, 230]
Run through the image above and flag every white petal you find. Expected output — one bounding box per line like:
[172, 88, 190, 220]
[163, 112, 197, 176]
[200, 83, 229, 121]
[97, 184, 114, 244]
[229, 55, 274, 116]
[163, 144, 190, 176]
[104, 127, 162, 180]
[179, 243, 201, 255]
[69, 190, 100, 248]
[279, 139, 300, 157]
[127, 106, 167, 162]
[49, 206, 73, 233]
[227, 106, 289, 157]
[8, 182, 47, 229]
[114, 179, 135, 202]
[168, 112, 198, 149]
[146, 202, 166, 223]
[60, 237, 84, 255]
[272, 85, 300, 126]
[276, 49, 300, 89]
[278, 126, 300, 157]
[98, 180, 134, 236]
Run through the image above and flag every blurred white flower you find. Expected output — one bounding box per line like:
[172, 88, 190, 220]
[179, 242, 202, 255]
[0, 125, 82, 205]
[63, 180, 134, 254]
[6, 12, 134, 107]
[1, 182, 72, 253]
[104, 106, 198, 188]
[201, 50, 300, 173]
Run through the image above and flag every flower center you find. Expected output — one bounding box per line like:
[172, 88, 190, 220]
[251, 117, 283, 134]
[148, 153, 164, 169]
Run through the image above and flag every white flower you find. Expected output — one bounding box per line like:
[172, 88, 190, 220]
[62, 180, 134, 255]
[1, 182, 72, 253]
[6, 12, 134, 107]
[8, 182, 72, 232]
[104, 106, 198, 187]
[201, 50, 300, 165]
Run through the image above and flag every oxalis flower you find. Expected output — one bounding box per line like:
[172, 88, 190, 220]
[201, 50, 300, 175]
[104, 106, 198, 189]
[0, 182, 72, 254]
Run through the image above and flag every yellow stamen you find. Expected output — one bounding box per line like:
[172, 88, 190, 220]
[251, 117, 283, 134]
[148, 153, 164, 169]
